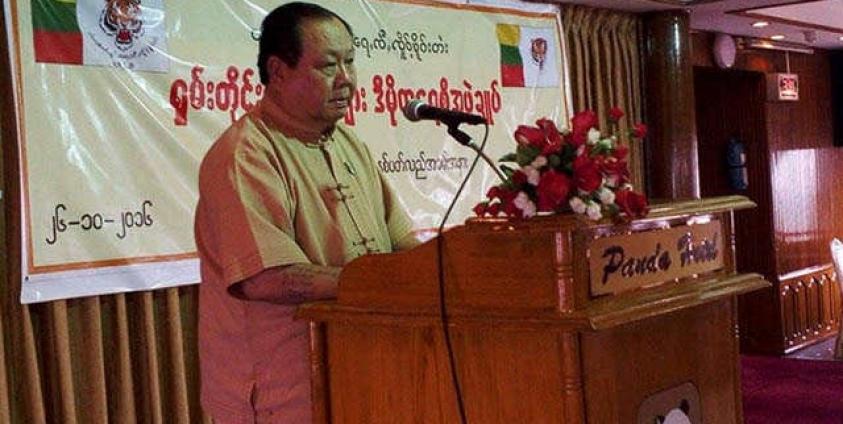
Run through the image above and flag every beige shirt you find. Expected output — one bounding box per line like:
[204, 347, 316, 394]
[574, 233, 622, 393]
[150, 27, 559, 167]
[195, 98, 413, 423]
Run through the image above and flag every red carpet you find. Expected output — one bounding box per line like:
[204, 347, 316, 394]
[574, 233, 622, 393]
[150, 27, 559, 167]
[741, 355, 843, 423]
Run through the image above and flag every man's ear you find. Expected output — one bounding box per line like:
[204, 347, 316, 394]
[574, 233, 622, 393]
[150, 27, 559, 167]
[266, 56, 288, 84]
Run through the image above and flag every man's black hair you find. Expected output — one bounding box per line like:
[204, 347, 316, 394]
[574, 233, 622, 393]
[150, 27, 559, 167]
[257, 2, 353, 84]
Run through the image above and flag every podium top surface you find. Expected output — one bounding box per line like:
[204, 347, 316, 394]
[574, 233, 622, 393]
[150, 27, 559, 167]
[298, 195, 768, 329]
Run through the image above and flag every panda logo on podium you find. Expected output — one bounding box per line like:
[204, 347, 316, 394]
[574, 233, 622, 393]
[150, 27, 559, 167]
[655, 399, 691, 424]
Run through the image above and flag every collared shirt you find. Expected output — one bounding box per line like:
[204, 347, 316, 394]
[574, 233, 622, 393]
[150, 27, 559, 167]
[195, 98, 414, 423]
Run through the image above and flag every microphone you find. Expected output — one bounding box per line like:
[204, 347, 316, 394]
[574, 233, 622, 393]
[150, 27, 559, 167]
[402, 99, 487, 126]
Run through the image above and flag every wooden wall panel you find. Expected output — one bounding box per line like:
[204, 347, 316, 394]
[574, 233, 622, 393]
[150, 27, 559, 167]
[0, 25, 8, 414]
[765, 52, 836, 274]
[692, 67, 775, 279]
[692, 32, 839, 276]
[692, 32, 843, 353]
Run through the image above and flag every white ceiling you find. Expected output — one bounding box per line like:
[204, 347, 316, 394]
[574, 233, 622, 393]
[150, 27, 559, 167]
[560, 0, 843, 50]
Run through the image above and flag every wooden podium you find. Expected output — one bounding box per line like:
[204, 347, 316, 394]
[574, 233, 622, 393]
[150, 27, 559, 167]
[298, 196, 769, 423]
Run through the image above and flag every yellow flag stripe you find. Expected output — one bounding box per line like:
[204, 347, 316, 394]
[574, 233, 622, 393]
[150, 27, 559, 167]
[496, 23, 520, 47]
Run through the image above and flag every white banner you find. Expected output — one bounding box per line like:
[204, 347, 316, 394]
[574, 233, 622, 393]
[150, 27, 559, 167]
[8, 0, 570, 303]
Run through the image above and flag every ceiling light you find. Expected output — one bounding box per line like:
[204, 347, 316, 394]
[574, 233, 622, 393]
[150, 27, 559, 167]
[771, 35, 785, 40]
[752, 21, 769, 28]
[840, 36, 843, 41]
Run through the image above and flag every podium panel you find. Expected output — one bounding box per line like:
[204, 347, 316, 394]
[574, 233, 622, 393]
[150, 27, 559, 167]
[299, 196, 769, 423]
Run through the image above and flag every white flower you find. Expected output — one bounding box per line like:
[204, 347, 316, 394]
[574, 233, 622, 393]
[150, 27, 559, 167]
[569, 196, 587, 214]
[513, 191, 536, 217]
[587, 128, 601, 145]
[586, 201, 603, 221]
[605, 175, 620, 188]
[522, 166, 540, 186]
[598, 188, 616, 205]
[522, 202, 536, 218]
[531, 155, 548, 169]
[576, 145, 586, 156]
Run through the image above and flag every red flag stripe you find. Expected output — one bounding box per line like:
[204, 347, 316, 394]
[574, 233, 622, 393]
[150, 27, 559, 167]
[34, 31, 82, 64]
[500, 63, 524, 87]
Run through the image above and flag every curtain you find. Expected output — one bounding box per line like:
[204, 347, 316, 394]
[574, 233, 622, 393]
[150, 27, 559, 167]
[562, 4, 645, 191]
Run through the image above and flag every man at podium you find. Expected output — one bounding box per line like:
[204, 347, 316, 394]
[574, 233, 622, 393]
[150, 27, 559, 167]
[193, 3, 417, 422]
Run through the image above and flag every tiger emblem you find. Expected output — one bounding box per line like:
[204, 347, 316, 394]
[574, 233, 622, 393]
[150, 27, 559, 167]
[99, 0, 144, 50]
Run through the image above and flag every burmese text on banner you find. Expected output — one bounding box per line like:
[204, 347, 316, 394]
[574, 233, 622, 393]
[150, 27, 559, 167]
[8, 0, 570, 303]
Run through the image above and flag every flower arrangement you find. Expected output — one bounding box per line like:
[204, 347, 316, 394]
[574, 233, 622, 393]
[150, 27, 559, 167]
[473, 107, 649, 221]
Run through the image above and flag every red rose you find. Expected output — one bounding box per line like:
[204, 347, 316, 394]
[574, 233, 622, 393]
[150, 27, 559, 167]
[536, 170, 571, 212]
[487, 186, 502, 200]
[573, 155, 602, 192]
[571, 110, 598, 134]
[568, 131, 586, 148]
[501, 188, 518, 203]
[632, 123, 648, 139]
[487, 202, 501, 216]
[473, 202, 488, 216]
[615, 188, 649, 218]
[535, 120, 564, 154]
[609, 107, 624, 122]
[613, 145, 629, 160]
[597, 156, 630, 186]
[535, 118, 558, 133]
[501, 199, 523, 218]
[511, 170, 528, 187]
[569, 111, 597, 148]
[514, 125, 545, 148]
[541, 140, 563, 156]
[536, 118, 563, 145]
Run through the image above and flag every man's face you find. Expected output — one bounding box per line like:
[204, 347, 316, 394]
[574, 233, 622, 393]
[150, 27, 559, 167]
[274, 17, 356, 131]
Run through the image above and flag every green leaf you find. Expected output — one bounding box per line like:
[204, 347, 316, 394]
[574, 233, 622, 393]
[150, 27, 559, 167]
[498, 153, 517, 162]
[500, 164, 516, 178]
[515, 145, 540, 166]
[548, 154, 561, 167]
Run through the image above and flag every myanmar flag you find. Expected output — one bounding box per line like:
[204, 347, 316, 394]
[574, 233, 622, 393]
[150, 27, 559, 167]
[497, 23, 524, 87]
[30, 0, 169, 71]
[496, 23, 560, 88]
[32, 0, 82, 64]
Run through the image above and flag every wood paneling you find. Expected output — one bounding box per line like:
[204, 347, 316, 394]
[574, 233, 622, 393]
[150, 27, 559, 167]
[693, 66, 774, 279]
[582, 301, 742, 424]
[0, 5, 8, 414]
[778, 265, 841, 352]
[692, 31, 843, 353]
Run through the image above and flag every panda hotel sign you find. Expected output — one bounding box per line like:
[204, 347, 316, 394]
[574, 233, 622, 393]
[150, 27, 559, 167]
[588, 221, 724, 296]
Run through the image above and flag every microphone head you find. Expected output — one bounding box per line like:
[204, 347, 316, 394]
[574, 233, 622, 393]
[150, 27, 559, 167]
[402, 99, 425, 122]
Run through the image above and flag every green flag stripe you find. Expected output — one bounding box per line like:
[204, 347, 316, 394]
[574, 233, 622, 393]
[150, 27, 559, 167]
[500, 44, 522, 66]
[32, 0, 78, 33]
